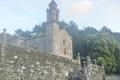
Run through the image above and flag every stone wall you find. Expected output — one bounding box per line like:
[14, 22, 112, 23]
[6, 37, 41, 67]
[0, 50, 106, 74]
[0, 43, 79, 80]
[24, 36, 46, 51]
[74, 56, 106, 80]
[66, 56, 105, 80]
[84, 65, 105, 80]
[45, 22, 73, 59]
[56, 29, 73, 59]
[106, 75, 120, 80]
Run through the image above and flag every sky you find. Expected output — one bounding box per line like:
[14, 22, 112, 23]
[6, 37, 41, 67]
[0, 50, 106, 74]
[0, 0, 120, 34]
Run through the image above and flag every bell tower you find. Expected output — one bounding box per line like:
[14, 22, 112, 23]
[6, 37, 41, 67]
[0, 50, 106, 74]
[45, 0, 60, 54]
[45, 0, 73, 59]
[47, 0, 59, 22]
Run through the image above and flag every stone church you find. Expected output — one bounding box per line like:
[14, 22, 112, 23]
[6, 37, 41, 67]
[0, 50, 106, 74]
[0, 0, 73, 59]
[0, 0, 106, 80]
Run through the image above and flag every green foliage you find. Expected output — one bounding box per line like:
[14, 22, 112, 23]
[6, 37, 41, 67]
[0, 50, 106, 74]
[15, 22, 46, 38]
[15, 29, 32, 38]
[84, 33, 120, 74]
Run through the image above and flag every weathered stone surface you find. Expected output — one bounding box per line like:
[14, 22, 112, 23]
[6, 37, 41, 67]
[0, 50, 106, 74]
[106, 75, 120, 80]
[0, 43, 79, 80]
[69, 57, 105, 80]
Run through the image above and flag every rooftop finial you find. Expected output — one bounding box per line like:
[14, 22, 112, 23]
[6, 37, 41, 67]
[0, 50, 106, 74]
[49, 0, 57, 7]
[52, 0, 55, 3]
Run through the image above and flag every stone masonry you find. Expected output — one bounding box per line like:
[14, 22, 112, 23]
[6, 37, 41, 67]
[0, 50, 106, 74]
[0, 43, 79, 80]
[0, 43, 105, 80]
[69, 56, 106, 80]
[0, 0, 106, 80]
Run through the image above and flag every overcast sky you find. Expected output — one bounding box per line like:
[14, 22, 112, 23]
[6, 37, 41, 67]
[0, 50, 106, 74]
[0, 0, 120, 34]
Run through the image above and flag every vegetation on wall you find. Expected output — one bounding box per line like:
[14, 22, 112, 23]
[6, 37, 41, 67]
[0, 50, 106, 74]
[15, 21, 120, 74]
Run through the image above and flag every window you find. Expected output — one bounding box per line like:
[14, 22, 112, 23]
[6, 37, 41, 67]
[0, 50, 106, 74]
[34, 47, 37, 49]
[64, 48, 67, 55]
[63, 39, 66, 45]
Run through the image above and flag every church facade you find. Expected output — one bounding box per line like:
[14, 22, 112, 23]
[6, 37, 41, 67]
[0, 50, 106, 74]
[0, 0, 73, 59]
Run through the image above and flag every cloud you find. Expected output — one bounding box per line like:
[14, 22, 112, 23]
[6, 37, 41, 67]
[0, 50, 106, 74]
[65, 0, 92, 17]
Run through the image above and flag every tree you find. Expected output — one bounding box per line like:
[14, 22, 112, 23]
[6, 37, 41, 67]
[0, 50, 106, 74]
[59, 20, 68, 29]
[100, 26, 112, 34]
[15, 29, 32, 38]
[84, 33, 120, 74]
